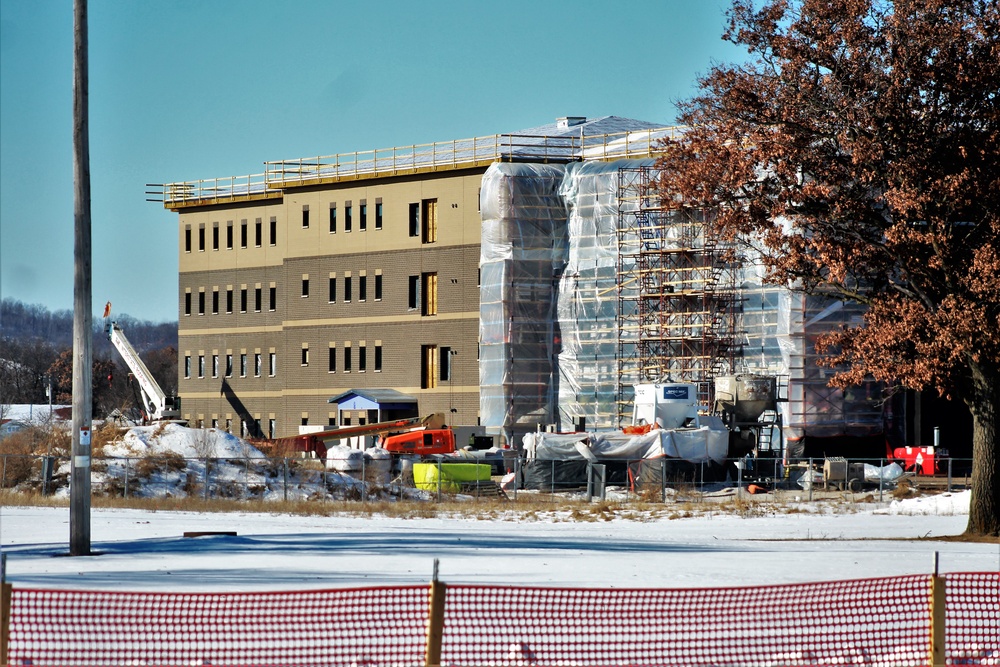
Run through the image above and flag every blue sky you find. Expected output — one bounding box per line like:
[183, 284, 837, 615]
[1, 0, 746, 323]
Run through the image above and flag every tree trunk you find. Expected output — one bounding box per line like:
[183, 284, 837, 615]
[965, 366, 1000, 537]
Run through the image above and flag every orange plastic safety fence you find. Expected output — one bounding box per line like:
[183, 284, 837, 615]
[7, 585, 428, 666]
[445, 576, 936, 665]
[4, 573, 998, 666]
[945, 572, 1000, 665]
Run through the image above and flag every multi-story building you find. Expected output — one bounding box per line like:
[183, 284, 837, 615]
[160, 116, 668, 440]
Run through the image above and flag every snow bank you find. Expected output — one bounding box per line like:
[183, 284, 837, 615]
[103, 424, 264, 459]
[879, 490, 972, 516]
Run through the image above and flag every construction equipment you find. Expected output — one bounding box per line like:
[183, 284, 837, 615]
[272, 413, 456, 461]
[104, 305, 182, 423]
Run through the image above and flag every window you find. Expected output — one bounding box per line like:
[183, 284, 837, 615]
[255, 218, 262, 247]
[375, 199, 383, 230]
[226, 221, 233, 249]
[212, 223, 219, 251]
[198, 225, 205, 251]
[225, 354, 233, 377]
[358, 344, 366, 372]
[226, 418, 232, 433]
[184, 226, 192, 252]
[345, 202, 352, 232]
[328, 345, 336, 372]
[268, 419, 276, 439]
[344, 346, 352, 372]
[440, 346, 452, 381]
[302, 205, 309, 228]
[301, 345, 309, 366]
[198, 355, 205, 378]
[344, 276, 352, 302]
[212, 354, 219, 378]
[198, 290, 205, 316]
[212, 290, 219, 315]
[408, 275, 419, 310]
[375, 273, 383, 301]
[255, 353, 262, 377]
[241, 220, 248, 248]
[240, 353, 247, 377]
[422, 199, 438, 243]
[359, 201, 367, 231]
[269, 285, 276, 311]
[408, 203, 419, 237]
[255, 287, 262, 312]
[374, 344, 382, 372]
[269, 352, 276, 376]
[329, 204, 337, 233]
[301, 276, 310, 298]
[359, 275, 367, 302]
[422, 272, 438, 316]
[240, 288, 248, 313]
[184, 292, 191, 316]
[301, 416, 309, 427]
[184, 355, 191, 378]
[226, 289, 233, 313]
[421, 345, 438, 388]
[328, 276, 336, 303]
[269, 217, 277, 245]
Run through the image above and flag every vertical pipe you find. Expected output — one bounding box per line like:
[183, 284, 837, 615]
[808, 458, 814, 502]
[424, 559, 446, 667]
[947, 458, 953, 493]
[70, 0, 93, 557]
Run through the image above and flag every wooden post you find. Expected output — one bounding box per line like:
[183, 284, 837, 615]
[70, 0, 93, 557]
[1, 554, 11, 667]
[425, 559, 446, 667]
[929, 553, 946, 667]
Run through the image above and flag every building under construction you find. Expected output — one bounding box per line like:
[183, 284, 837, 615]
[478, 153, 882, 453]
[157, 116, 883, 456]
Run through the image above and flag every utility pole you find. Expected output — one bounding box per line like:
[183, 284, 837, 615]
[70, 0, 92, 556]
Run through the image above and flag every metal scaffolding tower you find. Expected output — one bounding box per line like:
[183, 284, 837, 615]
[616, 166, 742, 418]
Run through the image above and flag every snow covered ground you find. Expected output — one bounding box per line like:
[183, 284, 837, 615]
[1, 493, 997, 594]
[1, 423, 997, 594]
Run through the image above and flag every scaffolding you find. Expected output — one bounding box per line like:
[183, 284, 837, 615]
[616, 167, 741, 416]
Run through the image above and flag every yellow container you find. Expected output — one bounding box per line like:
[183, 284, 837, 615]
[413, 462, 492, 493]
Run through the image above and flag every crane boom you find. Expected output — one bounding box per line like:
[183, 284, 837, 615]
[106, 320, 181, 422]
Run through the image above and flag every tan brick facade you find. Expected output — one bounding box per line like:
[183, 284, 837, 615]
[176, 169, 485, 438]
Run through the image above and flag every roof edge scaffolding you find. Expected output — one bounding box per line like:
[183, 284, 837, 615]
[157, 121, 684, 209]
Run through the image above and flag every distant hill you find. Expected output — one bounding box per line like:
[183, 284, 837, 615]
[0, 298, 177, 355]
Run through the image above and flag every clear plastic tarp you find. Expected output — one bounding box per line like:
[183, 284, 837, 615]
[479, 159, 884, 449]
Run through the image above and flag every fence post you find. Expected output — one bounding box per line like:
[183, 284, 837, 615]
[929, 552, 946, 667]
[124, 457, 129, 499]
[947, 458, 952, 493]
[879, 458, 884, 503]
[1, 553, 10, 666]
[203, 457, 210, 501]
[425, 558, 446, 667]
[282, 458, 289, 502]
[661, 458, 666, 503]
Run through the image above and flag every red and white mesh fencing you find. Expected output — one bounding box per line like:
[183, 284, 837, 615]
[3, 573, 998, 666]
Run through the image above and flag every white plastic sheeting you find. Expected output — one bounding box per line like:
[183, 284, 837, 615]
[522, 425, 729, 465]
[479, 163, 568, 445]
